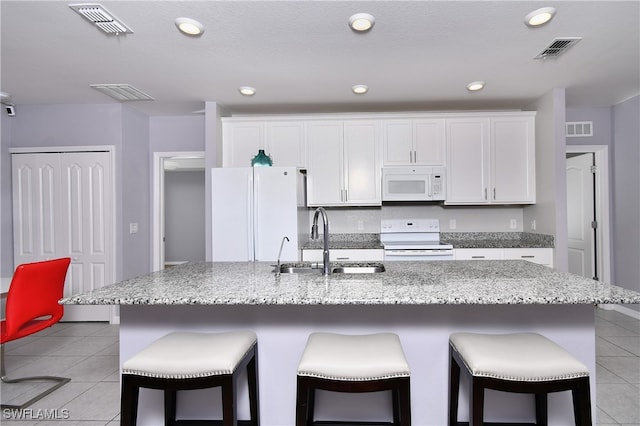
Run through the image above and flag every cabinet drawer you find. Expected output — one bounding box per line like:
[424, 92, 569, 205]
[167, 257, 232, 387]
[503, 248, 553, 267]
[302, 249, 384, 262]
[454, 249, 503, 260]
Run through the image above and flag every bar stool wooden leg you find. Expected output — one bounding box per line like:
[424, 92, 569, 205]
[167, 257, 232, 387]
[164, 390, 177, 426]
[448, 350, 460, 426]
[535, 393, 548, 425]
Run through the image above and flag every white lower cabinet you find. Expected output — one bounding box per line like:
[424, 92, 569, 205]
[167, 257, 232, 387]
[454, 248, 503, 261]
[302, 249, 384, 262]
[454, 248, 553, 267]
[503, 248, 554, 267]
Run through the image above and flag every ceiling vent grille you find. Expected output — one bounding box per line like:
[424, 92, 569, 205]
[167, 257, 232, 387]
[534, 37, 582, 59]
[90, 84, 154, 102]
[566, 121, 593, 137]
[69, 4, 133, 34]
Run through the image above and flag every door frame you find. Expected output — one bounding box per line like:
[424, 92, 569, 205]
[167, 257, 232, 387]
[152, 151, 205, 272]
[9, 145, 118, 323]
[565, 145, 611, 288]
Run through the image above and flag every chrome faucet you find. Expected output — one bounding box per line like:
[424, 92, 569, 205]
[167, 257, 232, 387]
[311, 207, 330, 275]
[275, 236, 289, 277]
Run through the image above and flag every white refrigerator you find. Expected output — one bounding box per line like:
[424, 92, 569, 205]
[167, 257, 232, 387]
[212, 167, 305, 262]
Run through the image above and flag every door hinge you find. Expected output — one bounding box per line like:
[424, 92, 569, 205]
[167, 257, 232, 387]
[590, 165, 597, 173]
[591, 221, 598, 229]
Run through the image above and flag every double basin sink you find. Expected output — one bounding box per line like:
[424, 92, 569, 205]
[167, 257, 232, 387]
[277, 262, 385, 275]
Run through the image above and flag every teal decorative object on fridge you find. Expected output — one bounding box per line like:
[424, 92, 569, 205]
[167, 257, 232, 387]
[251, 149, 273, 167]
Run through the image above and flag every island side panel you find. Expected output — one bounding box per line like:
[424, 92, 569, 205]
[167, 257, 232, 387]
[120, 304, 596, 426]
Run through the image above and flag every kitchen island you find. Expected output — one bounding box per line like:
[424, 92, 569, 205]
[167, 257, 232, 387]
[62, 261, 640, 426]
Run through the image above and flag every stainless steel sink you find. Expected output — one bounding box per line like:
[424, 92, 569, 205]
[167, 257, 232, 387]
[276, 263, 385, 274]
[332, 264, 385, 274]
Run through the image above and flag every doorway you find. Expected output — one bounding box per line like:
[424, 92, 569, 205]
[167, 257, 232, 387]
[152, 152, 205, 271]
[565, 145, 611, 285]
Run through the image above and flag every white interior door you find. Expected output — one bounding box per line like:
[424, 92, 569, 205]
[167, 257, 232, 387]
[12, 151, 114, 321]
[566, 153, 595, 279]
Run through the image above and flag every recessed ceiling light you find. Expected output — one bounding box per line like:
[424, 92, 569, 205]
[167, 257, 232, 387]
[349, 13, 375, 32]
[466, 81, 485, 92]
[352, 85, 369, 95]
[175, 17, 204, 36]
[525, 7, 556, 27]
[239, 86, 256, 96]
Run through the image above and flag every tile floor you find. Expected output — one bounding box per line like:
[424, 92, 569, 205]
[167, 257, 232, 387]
[1, 307, 638, 425]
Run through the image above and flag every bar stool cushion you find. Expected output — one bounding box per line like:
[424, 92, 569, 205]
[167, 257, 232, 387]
[449, 332, 589, 382]
[297, 332, 410, 381]
[122, 331, 257, 379]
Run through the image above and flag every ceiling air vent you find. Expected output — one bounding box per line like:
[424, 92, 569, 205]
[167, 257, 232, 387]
[69, 4, 133, 34]
[534, 37, 582, 59]
[90, 84, 154, 102]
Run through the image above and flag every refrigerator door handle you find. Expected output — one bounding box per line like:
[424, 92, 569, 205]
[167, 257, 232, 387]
[247, 173, 254, 261]
[253, 172, 260, 261]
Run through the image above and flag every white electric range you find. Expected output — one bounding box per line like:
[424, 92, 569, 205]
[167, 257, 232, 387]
[380, 218, 454, 261]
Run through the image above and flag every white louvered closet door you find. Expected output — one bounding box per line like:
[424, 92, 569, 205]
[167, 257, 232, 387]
[12, 151, 114, 321]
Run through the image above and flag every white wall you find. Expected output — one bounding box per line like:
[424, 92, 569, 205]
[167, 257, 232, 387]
[313, 204, 525, 234]
[523, 88, 568, 270]
[612, 95, 640, 312]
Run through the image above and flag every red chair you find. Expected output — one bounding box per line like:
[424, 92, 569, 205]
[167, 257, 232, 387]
[1, 257, 72, 409]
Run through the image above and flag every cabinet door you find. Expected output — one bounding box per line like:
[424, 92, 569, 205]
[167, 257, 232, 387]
[343, 120, 381, 205]
[223, 122, 263, 167]
[414, 119, 445, 165]
[491, 117, 535, 204]
[307, 121, 344, 206]
[265, 121, 306, 168]
[446, 118, 490, 204]
[382, 120, 414, 165]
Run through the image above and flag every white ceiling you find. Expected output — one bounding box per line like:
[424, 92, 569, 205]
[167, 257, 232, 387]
[1, 1, 638, 116]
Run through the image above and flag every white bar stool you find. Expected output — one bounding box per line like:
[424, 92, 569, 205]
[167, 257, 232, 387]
[120, 331, 259, 426]
[296, 332, 411, 426]
[449, 332, 592, 426]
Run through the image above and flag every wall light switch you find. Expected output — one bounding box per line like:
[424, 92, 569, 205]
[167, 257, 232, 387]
[510, 219, 517, 229]
[449, 219, 456, 230]
[129, 222, 138, 234]
[530, 220, 537, 231]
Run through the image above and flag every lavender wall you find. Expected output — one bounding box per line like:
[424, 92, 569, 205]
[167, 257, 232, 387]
[149, 115, 205, 153]
[612, 96, 640, 311]
[566, 107, 613, 148]
[1, 114, 13, 277]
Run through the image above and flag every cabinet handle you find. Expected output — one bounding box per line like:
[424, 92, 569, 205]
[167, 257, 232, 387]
[471, 256, 486, 259]
[484, 188, 487, 200]
[336, 257, 350, 260]
[521, 255, 535, 258]
[493, 188, 496, 199]
[345, 189, 348, 202]
[410, 151, 413, 163]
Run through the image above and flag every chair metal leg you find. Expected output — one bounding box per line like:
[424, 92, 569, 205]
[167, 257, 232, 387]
[1, 343, 71, 410]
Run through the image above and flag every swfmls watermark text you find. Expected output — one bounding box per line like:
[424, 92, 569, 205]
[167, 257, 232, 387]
[2, 408, 70, 420]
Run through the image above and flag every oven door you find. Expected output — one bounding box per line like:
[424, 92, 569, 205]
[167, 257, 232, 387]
[384, 248, 454, 261]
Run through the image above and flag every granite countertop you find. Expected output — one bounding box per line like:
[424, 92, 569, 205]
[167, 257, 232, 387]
[441, 232, 555, 249]
[61, 260, 640, 306]
[302, 233, 383, 250]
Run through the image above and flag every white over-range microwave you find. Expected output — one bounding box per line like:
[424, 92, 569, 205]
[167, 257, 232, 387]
[382, 166, 446, 201]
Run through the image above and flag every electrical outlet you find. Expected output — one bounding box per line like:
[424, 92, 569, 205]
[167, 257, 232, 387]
[449, 219, 456, 230]
[129, 222, 138, 234]
[530, 220, 537, 231]
[357, 220, 364, 231]
[510, 219, 517, 229]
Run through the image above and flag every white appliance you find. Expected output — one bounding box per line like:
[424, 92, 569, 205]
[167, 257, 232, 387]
[212, 167, 304, 261]
[382, 166, 445, 201]
[380, 218, 453, 261]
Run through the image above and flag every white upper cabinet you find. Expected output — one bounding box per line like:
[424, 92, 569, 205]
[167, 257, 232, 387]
[446, 117, 490, 204]
[445, 113, 535, 205]
[382, 119, 445, 166]
[222, 119, 306, 168]
[490, 116, 536, 204]
[307, 120, 381, 206]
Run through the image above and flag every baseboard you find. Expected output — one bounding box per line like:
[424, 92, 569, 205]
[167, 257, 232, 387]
[598, 304, 640, 320]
